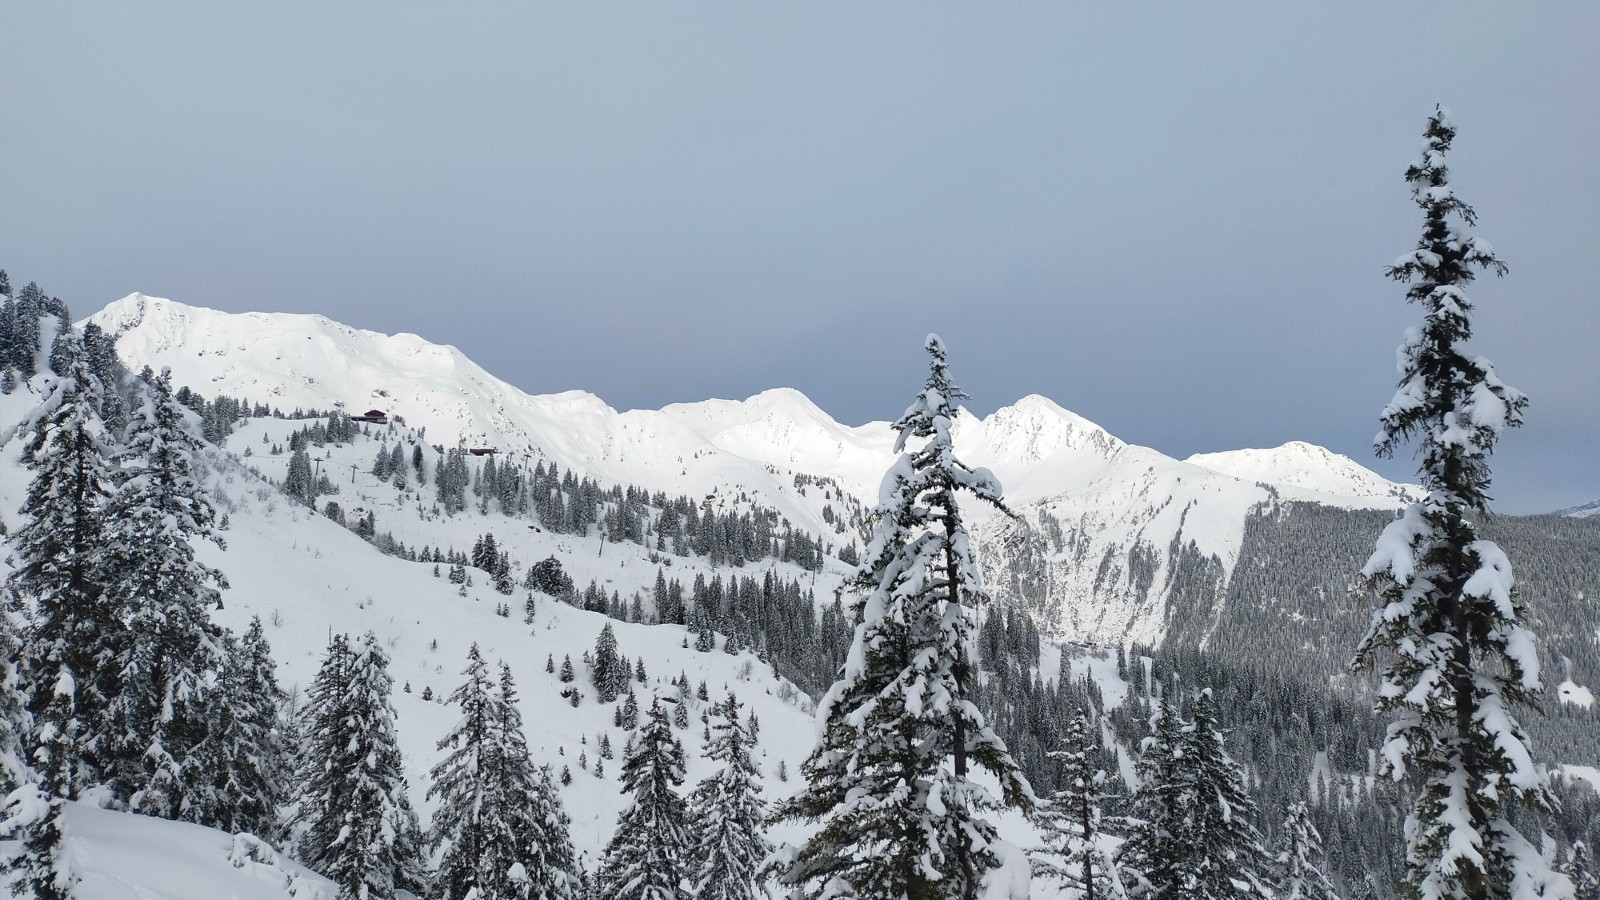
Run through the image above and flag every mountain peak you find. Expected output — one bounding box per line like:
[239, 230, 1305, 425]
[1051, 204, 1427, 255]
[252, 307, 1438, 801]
[1552, 498, 1600, 518]
[1185, 442, 1419, 504]
[960, 394, 1123, 468]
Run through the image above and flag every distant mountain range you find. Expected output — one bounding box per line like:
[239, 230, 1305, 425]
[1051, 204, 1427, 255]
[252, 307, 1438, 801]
[1553, 497, 1600, 518]
[90, 292, 1423, 645]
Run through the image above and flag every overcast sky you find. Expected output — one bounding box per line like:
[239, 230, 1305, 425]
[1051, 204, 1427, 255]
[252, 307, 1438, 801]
[1, 3, 1595, 513]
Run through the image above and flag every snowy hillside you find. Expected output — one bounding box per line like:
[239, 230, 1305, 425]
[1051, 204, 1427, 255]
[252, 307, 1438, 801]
[87, 293, 1419, 646]
[0, 368, 1062, 899]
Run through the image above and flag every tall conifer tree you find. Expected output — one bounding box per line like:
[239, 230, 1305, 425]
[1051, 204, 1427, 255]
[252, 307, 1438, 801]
[775, 335, 1032, 899]
[1120, 692, 1188, 898]
[1278, 801, 1340, 900]
[186, 617, 289, 839]
[102, 368, 230, 816]
[3, 341, 116, 900]
[1031, 710, 1127, 900]
[600, 697, 690, 900]
[428, 646, 578, 900]
[1179, 693, 1275, 899]
[494, 662, 581, 900]
[296, 633, 424, 900]
[0, 588, 31, 801]
[1355, 108, 1567, 900]
[688, 693, 770, 900]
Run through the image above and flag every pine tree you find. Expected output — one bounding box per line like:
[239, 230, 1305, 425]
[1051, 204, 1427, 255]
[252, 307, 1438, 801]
[1355, 108, 1566, 900]
[102, 369, 231, 816]
[1031, 710, 1128, 900]
[774, 335, 1032, 899]
[0, 584, 64, 899]
[688, 694, 770, 900]
[593, 623, 625, 703]
[285, 448, 315, 506]
[1120, 692, 1189, 898]
[494, 662, 582, 900]
[1564, 841, 1598, 900]
[600, 697, 690, 900]
[1279, 801, 1340, 900]
[9, 345, 119, 797]
[0, 347, 119, 900]
[430, 645, 579, 900]
[295, 633, 425, 900]
[1179, 693, 1274, 899]
[0, 588, 31, 800]
[183, 617, 289, 839]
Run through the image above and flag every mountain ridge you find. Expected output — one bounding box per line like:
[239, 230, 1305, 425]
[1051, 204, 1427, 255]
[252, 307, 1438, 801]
[89, 292, 1415, 512]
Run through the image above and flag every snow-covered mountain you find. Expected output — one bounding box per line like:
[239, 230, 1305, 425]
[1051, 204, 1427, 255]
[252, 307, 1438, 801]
[1185, 441, 1423, 506]
[87, 292, 1421, 646]
[1553, 498, 1600, 518]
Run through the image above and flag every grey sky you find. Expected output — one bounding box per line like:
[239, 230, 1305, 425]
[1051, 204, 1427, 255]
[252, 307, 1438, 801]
[2, 3, 1595, 513]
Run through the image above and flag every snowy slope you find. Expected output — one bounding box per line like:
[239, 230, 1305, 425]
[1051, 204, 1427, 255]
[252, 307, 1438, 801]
[2, 803, 338, 900]
[0, 361, 1068, 898]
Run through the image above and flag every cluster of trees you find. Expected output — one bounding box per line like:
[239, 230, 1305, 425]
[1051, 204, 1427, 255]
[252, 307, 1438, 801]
[0, 294, 289, 898]
[1032, 697, 1339, 900]
[464, 457, 840, 571]
[595, 693, 771, 900]
[415, 627, 773, 900]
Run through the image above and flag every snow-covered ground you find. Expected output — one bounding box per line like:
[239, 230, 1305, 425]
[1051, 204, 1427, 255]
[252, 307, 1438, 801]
[7, 803, 338, 900]
[0, 368, 1116, 898]
[1558, 679, 1595, 710]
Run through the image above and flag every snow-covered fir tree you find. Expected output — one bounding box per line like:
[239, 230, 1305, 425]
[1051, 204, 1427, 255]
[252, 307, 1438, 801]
[8, 344, 119, 799]
[1120, 692, 1189, 899]
[687, 693, 770, 900]
[774, 335, 1033, 900]
[0, 586, 54, 898]
[102, 368, 231, 817]
[600, 696, 690, 900]
[429, 646, 580, 900]
[592, 622, 626, 703]
[2, 341, 118, 900]
[285, 447, 315, 506]
[1354, 108, 1569, 900]
[0, 588, 31, 802]
[185, 616, 289, 840]
[1178, 693, 1274, 899]
[295, 632, 425, 900]
[494, 662, 581, 900]
[1122, 690, 1276, 899]
[1031, 710, 1128, 900]
[428, 645, 502, 900]
[1563, 842, 1598, 900]
[1278, 801, 1340, 900]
